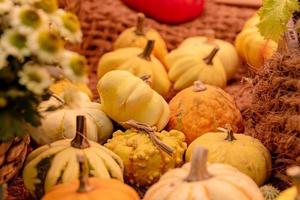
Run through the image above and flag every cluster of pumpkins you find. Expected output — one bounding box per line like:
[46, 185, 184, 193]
[22, 13, 298, 200]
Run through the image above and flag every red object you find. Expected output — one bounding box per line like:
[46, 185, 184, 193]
[121, 0, 206, 24]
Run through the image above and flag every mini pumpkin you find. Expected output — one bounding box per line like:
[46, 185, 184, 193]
[144, 146, 264, 200]
[185, 125, 272, 186]
[97, 40, 171, 97]
[97, 70, 170, 131]
[23, 116, 124, 199]
[42, 155, 139, 200]
[27, 90, 113, 145]
[276, 166, 300, 200]
[167, 47, 227, 91]
[167, 81, 244, 144]
[105, 120, 187, 187]
[179, 30, 240, 80]
[113, 13, 168, 63]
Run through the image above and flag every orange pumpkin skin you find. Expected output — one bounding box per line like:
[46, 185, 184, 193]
[42, 178, 140, 200]
[167, 84, 244, 144]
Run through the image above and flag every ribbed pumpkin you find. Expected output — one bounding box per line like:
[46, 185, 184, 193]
[42, 155, 139, 200]
[23, 116, 124, 199]
[277, 166, 300, 200]
[167, 81, 244, 144]
[97, 70, 170, 131]
[185, 125, 272, 186]
[114, 13, 168, 63]
[167, 47, 227, 91]
[179, 31, 240, 80]
[27, 90, 113, 145]
[235, 15, 278, 70]
[144, 146, 264, 200]
[105, 120, 187, 187]
[97, 40, 170, 97]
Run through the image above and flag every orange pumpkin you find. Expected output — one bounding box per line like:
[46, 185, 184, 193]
[167, 81, 244, 144]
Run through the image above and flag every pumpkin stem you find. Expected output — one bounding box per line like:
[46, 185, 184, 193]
[217, 124, 236, 141]
[121, 120, 174, 156]
[184, 146, 212, 182]
[139, 40, 155, 61]
[193, 81, 207, 92]
[135, 13, 145, 36]
[286, 166, 300, 200]
[71, 115, 90, 149]
[76, 155, 92, 193]
[140, 74, 152, 85]
[204, 29, 216, 43]
[203, 47, 219, 65]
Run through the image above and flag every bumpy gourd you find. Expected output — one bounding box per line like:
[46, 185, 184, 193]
[114, 13, 168, 63]
[98, 40, 170, 97]
[105, 121, 187, 186]
[179, 31, 240, 80]
[27, 90, 113, 145]
[186, 126, 272, 186]
[167, 47, 227, 91]
[23, 116, 124, 199]
[167, 81, 244, 144]
[277, 166, 300, 200]
[42, 155, 139, 200]
[97, 70, 170, 131]
[260, 185, 280, 200]
[144, 146, 264, 200]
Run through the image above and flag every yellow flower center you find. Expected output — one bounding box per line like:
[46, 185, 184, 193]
[27, 71, 43, 83]
[34, 0, 58, 13]
[9, 32, 26, 49]
[38, 31, 63, 53]
[70, 56, 87, 76]
[62, 12, 80, 33]
[20, 9, 41, 28]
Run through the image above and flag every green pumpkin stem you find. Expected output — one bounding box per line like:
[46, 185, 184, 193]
[71, 116, 90, 149]
[203, 47, 219, 65]
[139, 40, 155, 61]
[76, 155, 92, 193]
[184, 146, 212, 182]
[286, 166, 300, 200]
[135, 13, 145, 36]
[121, 120, 174, 156]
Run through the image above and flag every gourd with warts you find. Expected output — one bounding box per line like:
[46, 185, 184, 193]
[166, 47, 227, 91]
[186, 125, 272, 186]
[167, 81, 244, 144]
[277, 166, 300, 200]
[97, 40, 170, 97]
[144, 146, 264, 200]
[105, 120, 187, 186]
[42, 155, 139, 200]
[27, 90, 113, 145]
[97, 70, 170, 131]
[23, 116, 124, 199]
[113, 13, 168, 63]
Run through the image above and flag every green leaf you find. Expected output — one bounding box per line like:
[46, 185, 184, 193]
[257, 0, 300, 41]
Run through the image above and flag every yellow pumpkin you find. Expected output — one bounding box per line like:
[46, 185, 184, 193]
[97, 70, 170, 131]
[276, 166, 300, 200]
[50, 79, 93, 99]
[144, 146, 264, 200]
[243, 14, 260, 29]
[23, 116, 124, 199]
[105, 120, 187, 187]
[27, 90, 113, 145]
[42, 155, 139, 200]
[167, 47, 226, 91]
[179, 31, 240, 80]
[97, 40, 171, 97]
[114, 13, 168, 63]
[185, 125, 272, 186]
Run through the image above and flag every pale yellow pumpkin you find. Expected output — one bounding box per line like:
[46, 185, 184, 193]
[243, 14, 259, 29]
[276, 166, 300, 200]
[97, 40, 170, 97]
[167, 47, 227, 91]
[97, 70, 169, 131]
[144, 146, 264, 200]
[185, 126, 272, 186]
[114, 13, 168, 63]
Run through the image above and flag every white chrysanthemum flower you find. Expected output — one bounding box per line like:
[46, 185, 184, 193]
[60, 50, 88, 83]
[0, 48, 8, 70]
[10, 5, 48, 35]
[28, 29, 63, 63]
[18, 62, 52, 94]
[51, 9, 82, 43]
[28, 0, 58, 14]
[0, 29, 30, 60]
[0, 0, 13, 15]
